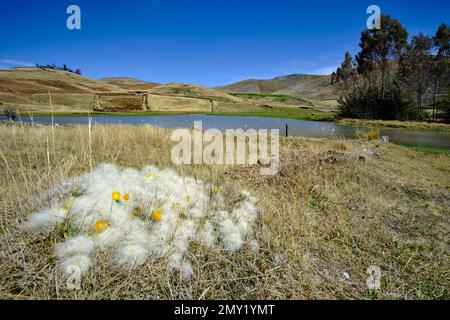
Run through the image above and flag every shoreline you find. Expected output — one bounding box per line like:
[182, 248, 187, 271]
[16, 110, 333, 121]
[337, 118, 450, 132]
[14, 111, 450, 132]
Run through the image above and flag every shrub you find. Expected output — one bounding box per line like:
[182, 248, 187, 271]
[3, 109, 18, 121]
[338, 87, 415, 120]
[355, 128, 381, 140]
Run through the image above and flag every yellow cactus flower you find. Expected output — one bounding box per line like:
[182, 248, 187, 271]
[143, 173, 154, 179]
[112, 191, 121, 202]
[152, 210, 162, 222]
[95, 220, 108, 232]
[123, 193, 130, 201]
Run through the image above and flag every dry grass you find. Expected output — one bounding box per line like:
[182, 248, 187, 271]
[0, 123, 449, 300]
[355, 129, 381, 141]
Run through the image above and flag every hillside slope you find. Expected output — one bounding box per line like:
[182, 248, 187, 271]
[216, 73, 338, 100]
[0, 68, 335, 114]
[149, 82, 243, 102]
[0, 68, 127, 112]
[0, 69, 245, 112]
[99, 77, 160, 91]
[0, 68, 122, 94]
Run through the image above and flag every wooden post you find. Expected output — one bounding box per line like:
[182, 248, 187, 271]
[285, 124, 288, 137]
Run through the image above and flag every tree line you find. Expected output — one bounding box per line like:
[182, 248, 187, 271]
[35, 63, 82, 75]
[331, 15, 449, 123]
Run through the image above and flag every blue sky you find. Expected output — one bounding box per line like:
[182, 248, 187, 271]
[0, 0, 448, 87]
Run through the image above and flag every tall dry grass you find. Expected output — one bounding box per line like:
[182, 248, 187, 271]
[355, 128, 381, 141]
[0, 122, 448, 299]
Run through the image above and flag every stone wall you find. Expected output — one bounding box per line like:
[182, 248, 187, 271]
[93, 92, 147, 111]
[147, 94, 214, 112]
[93, 92, 215, 112]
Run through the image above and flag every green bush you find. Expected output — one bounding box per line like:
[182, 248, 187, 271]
[338, 87, 415, 120]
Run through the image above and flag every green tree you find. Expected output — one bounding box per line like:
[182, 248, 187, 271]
[438, 89, 450, 123]
[431, 23, 450, 121]
[399, 33, 433, 120]
[355, 14, 408, 97]
[332, 52, 356, 91]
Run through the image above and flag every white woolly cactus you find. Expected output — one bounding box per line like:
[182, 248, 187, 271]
[23, 164, 259, 279]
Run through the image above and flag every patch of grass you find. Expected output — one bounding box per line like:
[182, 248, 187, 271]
[229, 92, 316, 106]
[209, 110, 334, 121]
[406, 145, 450, 154]
[355, 128, 381, 140]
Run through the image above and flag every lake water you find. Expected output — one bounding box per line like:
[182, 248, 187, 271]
[2, 114, 450, 148]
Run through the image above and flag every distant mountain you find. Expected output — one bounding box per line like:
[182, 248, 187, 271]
[215, 73, 338, 100]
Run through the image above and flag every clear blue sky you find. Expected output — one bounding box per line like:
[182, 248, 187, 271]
[0, 0, 448, 87]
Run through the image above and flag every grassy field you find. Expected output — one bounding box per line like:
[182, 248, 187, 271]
[228, 92, 316, 106]
[406, 145, 450, 154]
[0, 123, 448, 299]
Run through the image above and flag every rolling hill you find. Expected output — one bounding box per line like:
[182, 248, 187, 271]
[215, 73, 338, 100]
[0, 68, 244, 113]
[0, 67, 337, 114]
[99, 77, 160, 91]
[0, 67, 128, 112]
[148, 82, 242, 103]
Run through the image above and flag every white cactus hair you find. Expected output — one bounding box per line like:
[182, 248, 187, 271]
[23, 163, 259, 280]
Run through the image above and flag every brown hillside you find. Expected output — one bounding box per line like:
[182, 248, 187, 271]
[149, 82, 243, 102]
[99, 77, 160, 91]
[216, 73, 339, 100]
